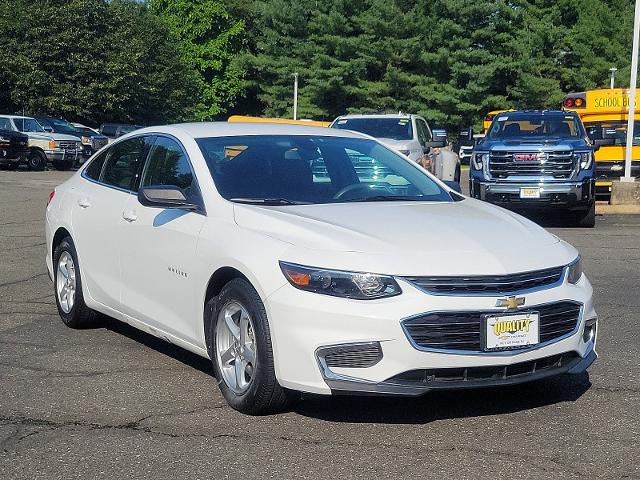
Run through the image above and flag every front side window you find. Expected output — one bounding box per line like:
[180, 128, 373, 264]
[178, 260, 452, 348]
[197, 135, 453, 204]
[332, 117, 413, 141]
[142, 136, 201, 204]
[488, 113, 583, 139]
[0, 118, 13, 130]
[585, 121, 640, 146]
[415, 119, 431, 145]
[101, 137, 147, 191]
[14, 118, 45, 133]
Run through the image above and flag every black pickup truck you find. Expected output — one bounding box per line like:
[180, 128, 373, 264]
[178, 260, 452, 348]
[0, 129, 29, 169]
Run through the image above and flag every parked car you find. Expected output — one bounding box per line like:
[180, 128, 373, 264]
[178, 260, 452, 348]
[35, 116, 108, 161]
[0, 115, 82, 170]
[469, 110, 597, 227]
[330, 113, 461, 182]
[0, 128, 29, 169]
[99, 123, 144, 140]
[46, 123, 597, 414]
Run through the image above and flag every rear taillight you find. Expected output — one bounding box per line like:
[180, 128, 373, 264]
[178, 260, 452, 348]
[484, 114, 494, 122]
[563, 94, 585, 109]
[564, 98, 574, 108]
[47, 190, 55, 207]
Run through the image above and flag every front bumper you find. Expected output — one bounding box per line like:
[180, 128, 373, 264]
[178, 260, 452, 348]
[469, 178, 595, 210]
[266, 275, 597, 395]
[45, 149, 82, 162]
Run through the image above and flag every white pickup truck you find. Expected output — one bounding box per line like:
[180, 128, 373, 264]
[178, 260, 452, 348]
[0, 115, 82, 170]
[330, 113, 461, 183]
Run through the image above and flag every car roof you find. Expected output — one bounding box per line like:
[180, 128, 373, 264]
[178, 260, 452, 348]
[0, 114, 34, 120]
[335, 113, 414, 120]
[133, 122, 369, 140]
[500, 110, 573, 116]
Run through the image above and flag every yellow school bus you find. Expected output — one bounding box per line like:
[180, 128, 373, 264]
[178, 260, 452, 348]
[227, 115, 331, 128]
[563, 89, 640, 196]
[483, 110, 514, 133]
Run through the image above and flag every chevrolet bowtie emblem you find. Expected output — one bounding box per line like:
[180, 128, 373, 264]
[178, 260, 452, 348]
[496, 296, 525, 309]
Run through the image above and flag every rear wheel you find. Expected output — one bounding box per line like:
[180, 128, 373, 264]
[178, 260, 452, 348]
[574, 202, 595, 228]
[53, 236, 96, 328]
[27, 150, 46, 171]
[209, 278, 295, 415]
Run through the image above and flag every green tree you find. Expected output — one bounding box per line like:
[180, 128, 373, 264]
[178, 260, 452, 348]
[150, 0, 246, 120]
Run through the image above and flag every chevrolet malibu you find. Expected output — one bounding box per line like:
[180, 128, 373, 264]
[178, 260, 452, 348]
[45, 123, 598, 415]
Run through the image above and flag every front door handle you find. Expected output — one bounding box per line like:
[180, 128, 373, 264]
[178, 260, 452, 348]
[78, 198, 91, 208]
[122, 210, 137, 223]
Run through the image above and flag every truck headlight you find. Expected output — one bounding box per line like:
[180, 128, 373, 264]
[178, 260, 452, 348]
[279, 262, 402, 299]
[81, 136, 92, 145]
[567, 256, 582, 284]
[472, 153, 488, 170]
[575, 152, 593, 170]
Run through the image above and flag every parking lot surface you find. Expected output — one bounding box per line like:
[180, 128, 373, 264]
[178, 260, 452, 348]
[1, 170, 639, 479]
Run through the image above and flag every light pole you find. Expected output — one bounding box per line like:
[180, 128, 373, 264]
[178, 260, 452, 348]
[293, 72, 299, 121]
[610, 67, 617, 89]
[622, 0, 640, 182]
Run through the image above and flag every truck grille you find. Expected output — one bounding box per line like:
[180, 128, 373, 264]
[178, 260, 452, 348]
[92, 137, 108, 151]
[403, 301, 581, 352]
[489, 150, 575, 178]
[405, 266, 564, 295]
[58, 141, 80, 151]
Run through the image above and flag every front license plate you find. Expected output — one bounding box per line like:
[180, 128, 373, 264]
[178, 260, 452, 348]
[519, 187, 540, 199]
[484, 312, 540, 350]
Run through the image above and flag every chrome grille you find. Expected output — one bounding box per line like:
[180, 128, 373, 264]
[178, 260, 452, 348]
[405, 266, 564, 295]
[489, 150, 575, 178]
[403, 301, 581, 352]
[318, 342, 383, 368]
[57, 141, 80, 151]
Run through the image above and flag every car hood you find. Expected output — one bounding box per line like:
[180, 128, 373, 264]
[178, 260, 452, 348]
[481, 137, 588, 150]
[377, 138, 413, 151]
[233, 199, 576, 276]
[25, 132, 79, 142]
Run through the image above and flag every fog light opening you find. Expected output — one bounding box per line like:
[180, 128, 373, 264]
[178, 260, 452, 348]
[583, 318, 597, 343]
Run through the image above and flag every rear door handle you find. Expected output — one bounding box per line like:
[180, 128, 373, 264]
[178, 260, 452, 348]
[77, 198, 91, 208]
[122, 210, 137, 223]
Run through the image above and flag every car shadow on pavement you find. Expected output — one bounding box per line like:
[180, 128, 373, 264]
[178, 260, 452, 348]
[293, 374, 592, 424]
[100, 315, 214, 377]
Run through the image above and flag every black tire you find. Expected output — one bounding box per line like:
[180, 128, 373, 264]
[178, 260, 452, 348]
[52, 159, 74, 170]
[27, 150, 46, 171]
[209, 278, 295, 415]
[52, 236, 96, 328]
[574, 202, 595, 228]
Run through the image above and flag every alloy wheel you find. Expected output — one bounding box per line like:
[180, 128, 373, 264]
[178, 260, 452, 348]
[56, 251, 76, 313]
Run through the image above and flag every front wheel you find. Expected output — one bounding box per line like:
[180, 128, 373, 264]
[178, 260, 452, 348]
[209, 278, 295, 415]
[574, 202, 595, 228]
[27, 150, 46, 171]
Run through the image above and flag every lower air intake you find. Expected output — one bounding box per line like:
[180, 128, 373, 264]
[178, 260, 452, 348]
[318, 342, 383, 369]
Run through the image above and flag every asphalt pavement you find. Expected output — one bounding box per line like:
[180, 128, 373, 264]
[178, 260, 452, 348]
[1, 170, 638, 479]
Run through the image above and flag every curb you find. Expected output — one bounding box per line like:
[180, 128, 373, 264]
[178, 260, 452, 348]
[596, 203, 640, 215]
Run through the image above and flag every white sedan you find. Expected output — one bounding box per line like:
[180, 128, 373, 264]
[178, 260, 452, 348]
[45, 123, 597, 414]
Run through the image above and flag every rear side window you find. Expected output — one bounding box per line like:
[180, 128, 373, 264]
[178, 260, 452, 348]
[0, 118, 13, 130]
[102, 137, 147, 191]
[84, 150, 108, 181]
[142, 136, 201, 204]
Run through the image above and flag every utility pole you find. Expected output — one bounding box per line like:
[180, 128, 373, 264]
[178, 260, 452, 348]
[610, 67, 617, 89]
[293, 73, 299, 121]
[622, 0, 640, 182]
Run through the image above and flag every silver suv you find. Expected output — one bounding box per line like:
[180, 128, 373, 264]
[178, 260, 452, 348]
[330, 113, 461, 182]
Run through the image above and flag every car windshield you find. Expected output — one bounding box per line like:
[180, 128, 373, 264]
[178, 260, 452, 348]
[585, 121, 640, 146]
[332, 117, 413, 141]
[14, 118, 45, 133]
[47, 118, 81, 135]
[488, 113, 583, 139]
[197, 135, 453, 204]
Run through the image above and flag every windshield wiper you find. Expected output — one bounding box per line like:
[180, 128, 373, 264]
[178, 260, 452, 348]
[230, 197, 310, 205]
[340, 195, 426, 203]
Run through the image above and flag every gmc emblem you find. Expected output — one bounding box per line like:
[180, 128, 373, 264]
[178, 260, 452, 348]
[514, 152, 546, 162]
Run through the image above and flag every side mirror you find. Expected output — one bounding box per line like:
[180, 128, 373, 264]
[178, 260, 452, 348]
[138, 185, 199, 210]
[443, 180, 462, 193]
[43, 126, 54, 133]
[423, 140, 446, 153]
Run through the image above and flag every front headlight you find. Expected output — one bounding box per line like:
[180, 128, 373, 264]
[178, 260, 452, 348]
[567, 256, 582, 284]
[472, 153, 488, 170]
[575, 152, 593, 170]
[279, 262, 402, 299]
[81, 136, 91, 145]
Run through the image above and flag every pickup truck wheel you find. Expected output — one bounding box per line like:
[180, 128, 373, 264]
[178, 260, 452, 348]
[209, 278, 297, 415]
[574, 202, 595, 228]
[27, 151, 46, 171]
[53, 236, 97, 328]
[52, 159, 74, 171]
